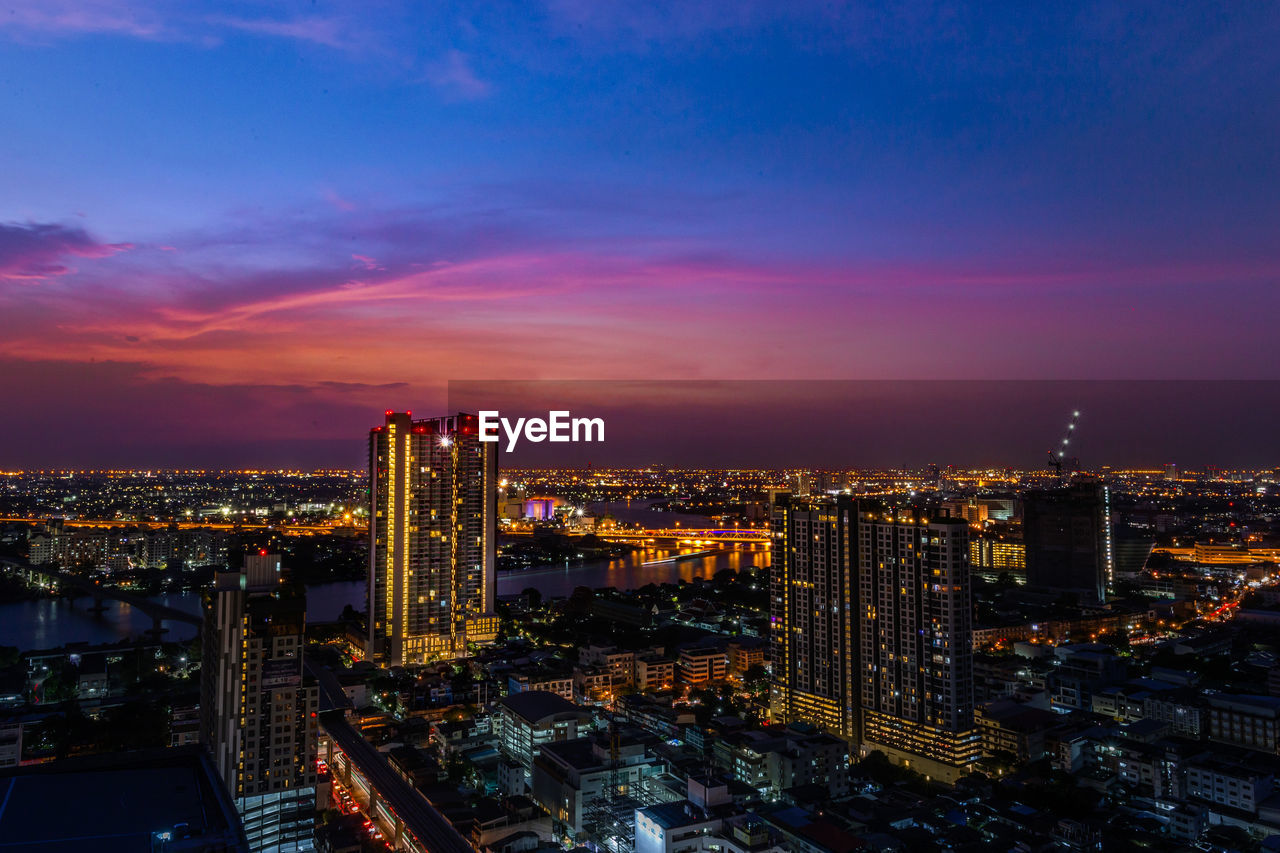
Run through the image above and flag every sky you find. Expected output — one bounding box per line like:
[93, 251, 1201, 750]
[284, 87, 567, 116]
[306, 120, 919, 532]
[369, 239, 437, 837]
[1, 1, 1278, 468]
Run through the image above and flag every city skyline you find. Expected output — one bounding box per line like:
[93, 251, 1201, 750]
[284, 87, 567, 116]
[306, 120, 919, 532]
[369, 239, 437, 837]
[3, 2, 1280, 468]
[4, 6, 1280, 852]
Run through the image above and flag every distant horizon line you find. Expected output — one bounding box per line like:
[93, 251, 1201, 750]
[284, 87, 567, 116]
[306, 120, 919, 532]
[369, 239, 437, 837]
[0, 465, 1275, 477]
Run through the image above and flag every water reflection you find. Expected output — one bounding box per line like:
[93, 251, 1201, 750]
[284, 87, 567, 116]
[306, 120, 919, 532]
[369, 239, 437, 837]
[0, 582, 367, 652]
[0, 542, 770, 650]
[496, 544, 770, 599]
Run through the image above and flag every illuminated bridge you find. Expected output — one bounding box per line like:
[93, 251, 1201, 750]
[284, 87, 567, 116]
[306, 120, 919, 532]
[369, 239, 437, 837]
[586, 528, 771, 545]
[0, 557, 202, 634]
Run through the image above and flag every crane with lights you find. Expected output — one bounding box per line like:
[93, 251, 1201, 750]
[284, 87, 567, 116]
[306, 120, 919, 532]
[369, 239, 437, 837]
[1047, 410, 1081, 476]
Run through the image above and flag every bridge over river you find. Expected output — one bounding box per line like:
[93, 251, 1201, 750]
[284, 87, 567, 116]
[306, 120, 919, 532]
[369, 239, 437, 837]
[0, 557, 203, 637]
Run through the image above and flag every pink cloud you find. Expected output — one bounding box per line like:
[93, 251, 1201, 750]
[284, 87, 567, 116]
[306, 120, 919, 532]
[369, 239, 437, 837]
[0, 2, 383, 58]
[0, 221, 132, 282]
[425, 50, 492, 100]
[323, 189, 358, 212]
[207, 14, 352, 51]
[0, 0, 172, 40]
[2, 201, 1278, 407]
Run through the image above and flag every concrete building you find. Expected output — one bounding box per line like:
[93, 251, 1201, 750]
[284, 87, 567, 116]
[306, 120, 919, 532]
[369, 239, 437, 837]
[679, 646, 728, 684]
[530, 728, 661, 836]
[495, 690, 594, 787]
[974, 699, 1057, 764]
[581, 644, 637, 686]
[636, 655, 675, 691]
[508, 665, 575, 701]
[1186, 753, 1275, 816]
[1207, 693, 1280, 754]
[1023, 480, 1113, 603]
[712, 723, 848, 802]
[635, 779, 785, 853]
[727, 640, 765, 676]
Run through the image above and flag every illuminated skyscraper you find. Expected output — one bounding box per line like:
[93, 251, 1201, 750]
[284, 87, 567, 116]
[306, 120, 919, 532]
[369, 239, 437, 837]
[769, 494, 857, 739]
[856, 503, 979, 783]
[201, 553, 319, 852]
[368, 411, 498, 665]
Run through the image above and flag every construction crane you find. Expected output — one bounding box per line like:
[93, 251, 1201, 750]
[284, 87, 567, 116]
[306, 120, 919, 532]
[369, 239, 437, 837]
[1047, 410, 1081, 476]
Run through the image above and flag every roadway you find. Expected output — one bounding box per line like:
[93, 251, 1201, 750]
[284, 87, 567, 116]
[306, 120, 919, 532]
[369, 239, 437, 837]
[306, 656, 354, 713]
[319, 709, 475, 853]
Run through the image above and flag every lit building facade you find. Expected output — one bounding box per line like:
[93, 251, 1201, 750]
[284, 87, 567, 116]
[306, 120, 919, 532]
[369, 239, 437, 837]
[857, 503, 979, 783]
[969, 536, 1027, 583]
[368, 411, 498, 665]
[769, 494, 858, 740]
[201, 553, 319, 852]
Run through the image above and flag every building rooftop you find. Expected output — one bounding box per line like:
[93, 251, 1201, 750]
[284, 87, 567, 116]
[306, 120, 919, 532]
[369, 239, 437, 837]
[497, 689, 589, 725]
[0, 746, 246, 853]
[638, 799, 712, 830]
[538, 736, 600, 771]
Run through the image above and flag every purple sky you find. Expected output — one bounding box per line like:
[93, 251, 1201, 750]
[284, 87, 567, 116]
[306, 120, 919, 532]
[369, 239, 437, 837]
[1, 2, 1278, 467]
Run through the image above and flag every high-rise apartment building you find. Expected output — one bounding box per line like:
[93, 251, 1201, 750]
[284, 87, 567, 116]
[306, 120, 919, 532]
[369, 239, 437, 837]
[201, 553, 319, 852]
[769, 494, 857, 740]
[857, 503, 979, 783]
[368, 411, 498, 666]
[771, 497, 979, 781]
[1023, 479, 1113, 604]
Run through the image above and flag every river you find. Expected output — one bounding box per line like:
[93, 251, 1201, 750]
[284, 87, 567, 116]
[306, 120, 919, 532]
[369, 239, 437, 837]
[0, 582, 368, 651]
[0, 499, 770, 650]
[496, 543, 769, 599]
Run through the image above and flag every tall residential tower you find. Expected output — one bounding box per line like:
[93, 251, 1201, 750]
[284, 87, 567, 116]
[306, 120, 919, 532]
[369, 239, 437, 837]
[368, 411, 498, 665]
[857, 503, 979, 783]
[201, 553, 319, 852]
[769, 494, 858, 740]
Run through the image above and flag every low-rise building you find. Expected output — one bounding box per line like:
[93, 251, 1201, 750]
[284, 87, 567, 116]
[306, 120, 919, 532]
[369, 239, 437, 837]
[495, 690, 594, 788]
[530, 728, 662, 836]
[727, 640, 765, 676]
[619, 694, 694, 740]
[507, 666, 574, 701]
[1186, 752, 1276, 817]
[974, 699, 1058, 763]
[1207, 693, 1280, 754]
[572, 665, 613, 705]
[712, 723, 847, 802]
[636, 656, 675, 691]
[580, 645, 637, 686]
[679, 647, 727, 684]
